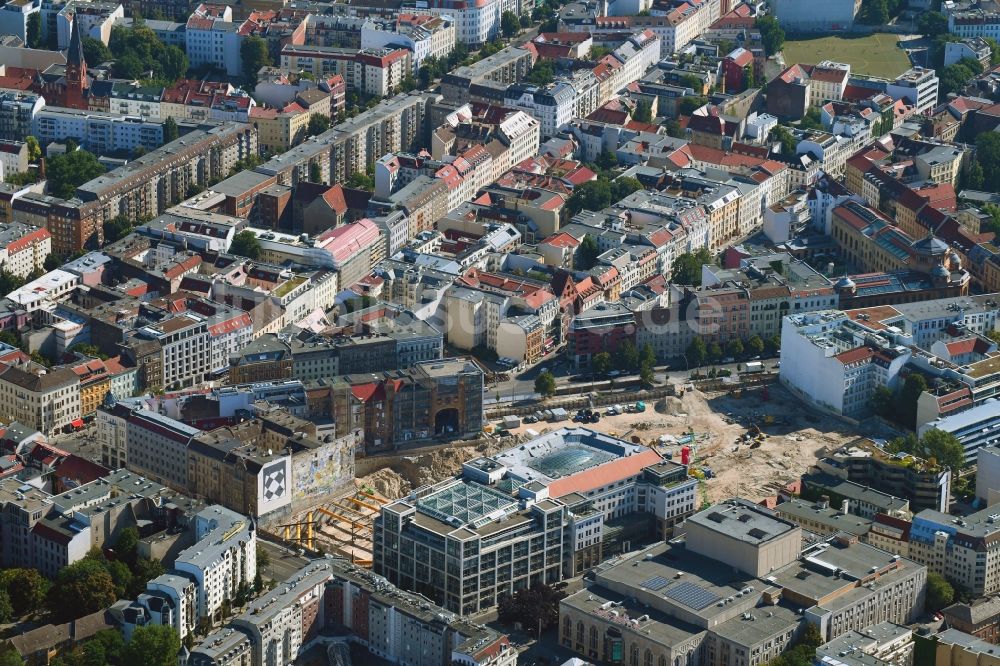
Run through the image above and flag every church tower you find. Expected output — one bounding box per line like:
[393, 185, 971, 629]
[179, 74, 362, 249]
[64, 19, 87, 109]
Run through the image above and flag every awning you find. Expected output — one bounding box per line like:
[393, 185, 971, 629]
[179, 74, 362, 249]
[70, 419, 84, 428]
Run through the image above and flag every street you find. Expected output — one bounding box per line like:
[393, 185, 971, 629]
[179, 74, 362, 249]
[258, 539, 312, 583]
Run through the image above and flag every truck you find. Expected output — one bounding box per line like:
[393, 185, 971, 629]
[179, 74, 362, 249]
[740, 361, 764, 373]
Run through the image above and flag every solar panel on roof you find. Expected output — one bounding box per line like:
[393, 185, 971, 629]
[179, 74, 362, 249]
[664, 581, 721, 610]
[640, 576, 670, 591]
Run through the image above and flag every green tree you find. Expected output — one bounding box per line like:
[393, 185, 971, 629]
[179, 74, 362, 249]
[926, 572, 955, 611]
[256, 544, 271, 568]
[727, 338, 744, 358]
[686, 336, 707, 367]
[614, 339, 639, 371]
[755, 15, 785, 56]
[43, 254, 61, 271]
[610, 176, 643, 202]
[799, 106, 824, 131]
[102, 214, 133, 243]
[918, 10, 948, 36]
[0, 647, 22, 666]
[678, 96, 708, 116]
[309, 161, 322, 183]
[46, 149, 105, 199]
[534, 370, 557, 397]
[860, 0, 889, 24]
[872, 386, 894, 418]
[746, 335, 764, 356]
[592, 351, 612, 377]
[3, 568, 49, 616]
[163, 116, 179, 144]
[920, 428, 965, 470]
[520, 13, 531, 27]
[770, 125, 798, 156]
[594, 150, 617, 173]
[577, 235, 601, 269]
[978, 132, 1000, 192]
[497, 582, 565, 636]
[938, 61, 979, 100]
[108, 24, 187, 83]
[639, 362, 655, 387]
[525, 60, 555, 86]
[640, 343, 656, 369]
[707, 342, 722, 363]
[308, 114, 331, 136]
[114, 527, 139, 566]
[82, 37, 112, 65]
[346, 171, 375, 191]
[964, 160, 985, 191]
[229, 230, 262, 260]
[501, 11, 521, 37]
[121, 624, 181, 666]
[128, 557, 164, 598]
[26, 13, 41, 48]
[0, 589, 12, 623]
[897, 372, 928, 429]
[633, 99, 653, 122]
[25, 136, 41, 163]
[47, 559, 117, 622]
[671, 248, 713, 286]
[240, 36, 271, 84]
[566, 177, 612, 216]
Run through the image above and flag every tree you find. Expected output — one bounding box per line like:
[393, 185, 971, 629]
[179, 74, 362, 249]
[46, 149, 105, 199]
[520, 13, 531, 27]
[920, 428, 965, 471]
[859, 0, 889, 24]
[308, 114, 331, 136]
[566, 177, 612, 216]
[799, 106, 824, 131]
[592, 351, 612, 377]
[671, 248, 713, 286]
[769, 125, 798, 156]
[678, 96, 708, 116]
[497, 582, 565, 636]
[0, 589, 12, 623]
[346, 171, 375, 191]
[501, 11, 521, 37]
[978, 132, 1000, 192]
[309, 161, 322, 183]
[121, 625, 181, 666]
[615, 339, 639, 371]
[108, 25, 187, 83]
[727, 338, 744, 358]
[577, 235, 601, 269]
[746, 335, 764, 356]
[872, 386, 894, 418]
[633, 99, 653, 122]
[114, 527, 139, 567]
[82, 37, 112, 65]
[686, 336, 707, 368]
[25, 136, 41, 163]
[229, 230, 262, 260]
[43, 254, 61, 271]
[69, 343, 108, 360]
[534, 370, 556, 397]
[103, 214, 133, 244]
[525, 60, 555, 86]
[640, 363, 655, 387]
[640, 343, 656, 369]
[939, 61, 979, 100]
[3, 568, 49, 616]
[918, 10, 948, 37]
[0, 648, 22, 666]
[256, 544, 271, 568]
[707, 342, 722, 363]
[926, 572, 955, 612]
[48, 559, 117, 622]
[755, 15, 785, 56]
[594, 150, 617, 173]
[27, 13, 41, 48]
[163, 116, 179, 144]
[610, 176, 643, 202]
[240, 36, 271, 84]
[897, 372, 928, 429]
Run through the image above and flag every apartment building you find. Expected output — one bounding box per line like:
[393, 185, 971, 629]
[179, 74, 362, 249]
[280, 44, 411, 97]
[0, 362, 80, 436]
[174, 505, 257, 623]
[910, 503, 1000, 597]
[441, 46, 535, 104]
[375, 427, 697, 615]
[122, 406, 200, 490]
[186, 4, 242, 76]
[0, 223, 50, 278]
[360, 14, 456, 73]
[886, 67, 940, 115]
[32, 106, 164, 154]
[190, 559, 516, 666]
[0, 89, 44, 143]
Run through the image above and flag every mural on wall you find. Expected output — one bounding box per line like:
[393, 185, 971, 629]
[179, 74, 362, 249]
[291, 435, 356, 504]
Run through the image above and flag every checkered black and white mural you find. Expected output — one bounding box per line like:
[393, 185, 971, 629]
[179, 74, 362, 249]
[258, 457, 292, 514]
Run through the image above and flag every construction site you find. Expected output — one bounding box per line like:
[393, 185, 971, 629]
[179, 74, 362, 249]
[276, 380, 897, 564]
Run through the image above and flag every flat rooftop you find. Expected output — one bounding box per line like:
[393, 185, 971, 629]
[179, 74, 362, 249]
[687, 499, 800, 546]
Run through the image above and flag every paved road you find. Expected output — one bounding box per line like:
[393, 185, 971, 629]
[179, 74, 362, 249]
[258, 540, 312, 583]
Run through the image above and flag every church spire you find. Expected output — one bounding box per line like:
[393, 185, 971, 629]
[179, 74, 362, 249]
[67, 18, 85, 68]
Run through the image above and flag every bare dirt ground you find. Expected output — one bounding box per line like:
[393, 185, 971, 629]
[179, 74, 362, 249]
[354, 382, 870, 506]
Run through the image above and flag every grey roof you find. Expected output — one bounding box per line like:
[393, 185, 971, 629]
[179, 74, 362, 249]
[711, 605, 800, 648]
[776, 499, 874, 536]
[801, 473, 909, 513]
[943, 596, 1000, 625]
[687, 498, 800, 546]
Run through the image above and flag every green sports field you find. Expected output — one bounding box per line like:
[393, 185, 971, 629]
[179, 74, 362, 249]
[781, 32, 913, 78]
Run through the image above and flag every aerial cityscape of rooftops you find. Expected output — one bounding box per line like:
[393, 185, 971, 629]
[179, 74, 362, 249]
[4, 0, 1000, 664]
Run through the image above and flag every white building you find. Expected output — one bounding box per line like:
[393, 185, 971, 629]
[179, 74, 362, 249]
[977, 444, 1000, 505]
[921, 402, 1000, 468]
[0, 223, 50, 277]
[0, 0, 40, 44]
[770, 0, 861, 31]
[360, 14, 456, 73]
[653, 0, 719, 55]
[886, 67, 939, 115]
[780, 309, 912, 418]
[174, 505, 257, 623]
[186, 4, 242, 76]
[504, 82, 575, 139]
[415, 0, 518, 46]
[32, 107, 164, 154]
[57, 0, 123, 49]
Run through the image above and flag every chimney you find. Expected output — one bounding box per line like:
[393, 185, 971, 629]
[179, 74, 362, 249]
[817, 495, 830, 510]
[841, 499, 850, 515]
